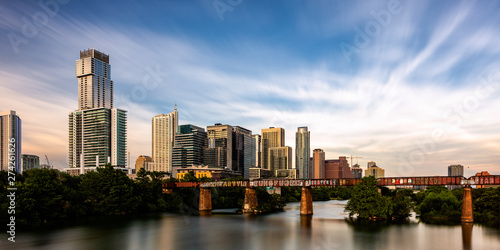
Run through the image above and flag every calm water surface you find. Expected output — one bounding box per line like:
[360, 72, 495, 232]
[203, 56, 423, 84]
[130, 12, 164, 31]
[6, 200, 500, 250]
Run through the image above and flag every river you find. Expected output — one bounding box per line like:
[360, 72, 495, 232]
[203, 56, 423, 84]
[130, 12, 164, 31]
[7, 200, 500, 250]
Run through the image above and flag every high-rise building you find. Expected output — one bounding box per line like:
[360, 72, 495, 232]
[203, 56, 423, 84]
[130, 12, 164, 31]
[312, 149, 325, 179]
[232, 126, 255, 178]
[295, 126, 310, 179]
[76, 49, 112, 110]
[21, 154, 40, 172]
[269, 146, 292, 174]
[69, 108, 127, 169]
[67, 49, 127, 175]
[1, 110, 21, 172]
[135, 155, 152, 173]
[253, 134, 261, 168]
[151, 107, 178, 173]
[365, 165, 385, 178]
[261, 127, 285, 170]
[172, 124, 206, 168]
[204, 123, 233, 169]
[448, 165, 464, 177]
[367, 161, 376, 169]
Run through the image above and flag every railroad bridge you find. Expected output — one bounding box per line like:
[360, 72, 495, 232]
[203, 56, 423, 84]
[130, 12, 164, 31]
[163, 175, 500, 222]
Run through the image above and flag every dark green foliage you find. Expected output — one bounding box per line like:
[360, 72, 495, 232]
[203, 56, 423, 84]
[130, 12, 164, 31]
[474, 187, 500, 222]
[255, 187, 286, 213]
[79, 164, 140, 215]
[281, 186, 301, 202]
[416, 189, 461, 219]
[344, 176, 413, 221]
[312, 187, 331, 201]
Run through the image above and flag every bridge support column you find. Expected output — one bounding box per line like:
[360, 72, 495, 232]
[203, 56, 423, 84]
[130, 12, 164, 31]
[461, 186, 473, 223]
[243, 187, 258, 213]
[199, 187, 212, 211]
[300, 187, 313, 215]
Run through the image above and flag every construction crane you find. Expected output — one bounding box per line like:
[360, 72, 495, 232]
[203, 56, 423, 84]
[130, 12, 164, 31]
[349, 155, 363, 168]
[45, 155, 52, 169]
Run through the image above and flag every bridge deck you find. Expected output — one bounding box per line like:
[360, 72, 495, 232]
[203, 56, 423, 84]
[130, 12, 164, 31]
[163, 175, 500, 188]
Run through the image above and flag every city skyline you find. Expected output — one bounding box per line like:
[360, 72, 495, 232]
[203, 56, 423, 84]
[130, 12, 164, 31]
[1, 1, 500, 176]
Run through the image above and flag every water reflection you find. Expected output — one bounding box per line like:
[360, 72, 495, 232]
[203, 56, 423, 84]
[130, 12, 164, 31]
[11, 201, 500, 250]
[462, 223, 473, 250]
[300, 215, 313, 228]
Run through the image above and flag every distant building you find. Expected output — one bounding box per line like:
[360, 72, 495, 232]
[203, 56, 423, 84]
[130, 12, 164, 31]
[352, 163, 363, 179]
[253, 134, 261, 168]
[1, 110, 22, 172]
[269, 146, 292, 175]
[204, 123, 233, 169]
[135, 155, 152, 173]
[249, 167, 271, 180]
[172, 124, 206, 169]
[367, 161, 376, 169]
[448, 165, 464, 176]
[324, 156, 353, 179]
[21, 154, 39, 173]
[151, 107, 178, 173]
[295, 126, 310, 179]
[232, 126, 255, 178]
[261, 127, 285, 170]
[365, 165, 385, 178]
[312, 149, 325, 179]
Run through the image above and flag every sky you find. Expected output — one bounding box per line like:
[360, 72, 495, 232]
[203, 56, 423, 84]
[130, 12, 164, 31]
[0, 0, 499, 177]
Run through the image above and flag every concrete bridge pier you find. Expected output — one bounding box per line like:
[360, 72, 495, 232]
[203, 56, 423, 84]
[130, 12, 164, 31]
[461, 186, 473, 223]
[300, 187, 313, 215]
[199, 187, 212, 211]
[243, 187, 259, 213]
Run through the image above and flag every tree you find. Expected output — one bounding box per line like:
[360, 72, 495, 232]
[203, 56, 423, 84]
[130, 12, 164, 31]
[416, 190, 461, 219]
[344, 176, 391, 220]
[79, 164, 140, 215]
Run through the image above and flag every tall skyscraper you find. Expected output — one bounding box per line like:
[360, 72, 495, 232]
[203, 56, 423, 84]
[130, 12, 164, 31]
[204, 123, 233, 169]
[312, 149, 325, 179]
[1, 110, 21, 172]
[261, 127, 285, 170]
[151, 107, 178, 173]
[76, 49, 112, 110]
[67, 49, 127, 175]
[253, 134, 261, 168]
[232, 126, 255, 178]
[295, 126, 310, 179]
[172, 124, 207, 168]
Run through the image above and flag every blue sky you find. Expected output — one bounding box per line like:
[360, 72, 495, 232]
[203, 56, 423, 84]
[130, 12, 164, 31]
[1, 0, 499, 176]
